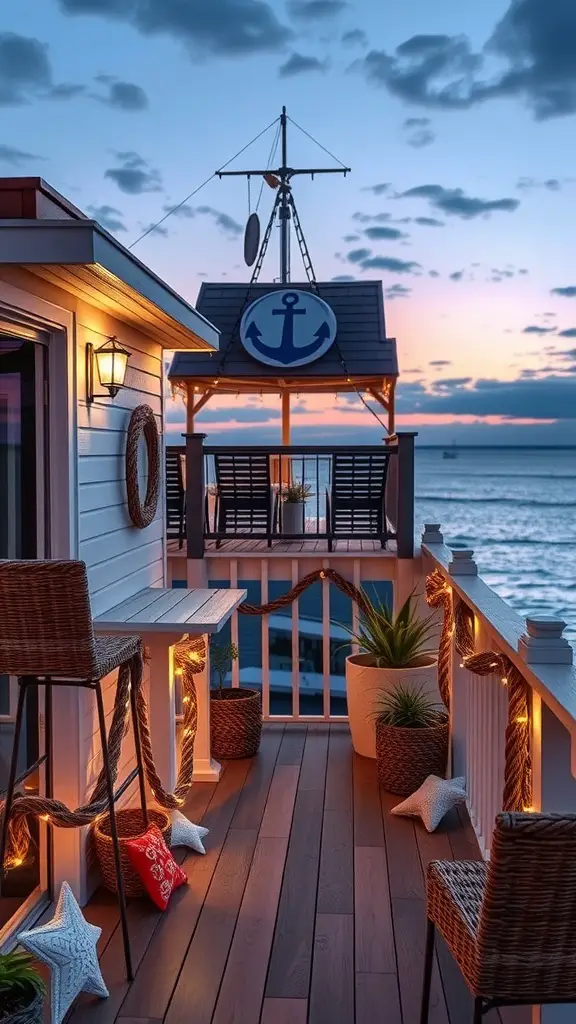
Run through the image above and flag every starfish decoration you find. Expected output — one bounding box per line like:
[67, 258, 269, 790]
[171, 809, 209, 854]
[18, 881, 108, 1024]
[391, 775, 467, 832]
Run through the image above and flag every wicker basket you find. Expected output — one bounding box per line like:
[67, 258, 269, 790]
[376, 715, 449, 796]
[3, 989, 44, 1024]
[210, 688, 262, 759]
[93, 807, 171, 897]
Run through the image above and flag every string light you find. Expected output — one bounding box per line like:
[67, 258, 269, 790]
[40, 814, 50, 823]
[515, 714, 528, 724]
[182, 695, 191, 704]
[501, 677, 508, 686]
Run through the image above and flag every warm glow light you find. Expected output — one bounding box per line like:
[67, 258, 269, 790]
[12, 858, 23, 867]
[175, 668, 183, 677]
[95, 337, 130, 397]
[501, 677, 508, 686]
[183, 695, 190, 704]
[40, 814, 49, 822]
[515, 714, 528, 724]
[523, 805, 534, 813]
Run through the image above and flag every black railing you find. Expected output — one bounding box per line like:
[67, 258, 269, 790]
[166, 434, 417, 557]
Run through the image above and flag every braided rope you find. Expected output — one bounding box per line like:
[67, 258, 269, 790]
[425, 569, 453, 711]
[126, 404, 160, 529]
[238, 567, 371, 617]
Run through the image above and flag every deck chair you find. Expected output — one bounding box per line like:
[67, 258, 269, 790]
[327, 451, 389, 551]
[213, 452, 273, 547]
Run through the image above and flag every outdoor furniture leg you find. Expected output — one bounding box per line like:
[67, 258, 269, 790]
[473, 997, 483, 1023]
[0, 681, 27, 890]
[420, 917, 435, 1024]
[95, 680, 133, 982]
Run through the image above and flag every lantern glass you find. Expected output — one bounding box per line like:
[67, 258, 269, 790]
[95, 337, 130, 397]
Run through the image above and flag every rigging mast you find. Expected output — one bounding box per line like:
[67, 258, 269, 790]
[216, 106, 350, 284]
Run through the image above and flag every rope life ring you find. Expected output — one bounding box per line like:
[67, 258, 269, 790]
[126, 404, 160, 529]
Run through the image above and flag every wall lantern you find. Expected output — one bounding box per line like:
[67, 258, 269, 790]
[86, 337, 131, 404]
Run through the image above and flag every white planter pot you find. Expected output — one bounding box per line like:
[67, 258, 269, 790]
[345, 653, 440, 758]
[282, 501, 305, 535]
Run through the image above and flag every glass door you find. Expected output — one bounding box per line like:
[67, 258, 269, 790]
[0, 332, 49, 936]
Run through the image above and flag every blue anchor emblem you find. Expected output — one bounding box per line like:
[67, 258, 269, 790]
[244, 291, 331, 366]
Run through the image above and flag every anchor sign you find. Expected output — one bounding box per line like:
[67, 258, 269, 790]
[239, 289, 337, 368]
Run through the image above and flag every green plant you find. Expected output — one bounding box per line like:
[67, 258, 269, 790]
[375, 683, 444, 729]
[210, 641, 239, 692]
[0, 950, 45, 1018]
[346, 591, 436, 668]
[281, 482, 312, 503]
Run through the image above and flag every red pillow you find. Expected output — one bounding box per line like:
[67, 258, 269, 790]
[124, 824, 187, 910]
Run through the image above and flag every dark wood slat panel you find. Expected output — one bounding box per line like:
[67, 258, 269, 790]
[392, 897, 450, 1024]
[163, 828, 257, 1024]
[259, 764, 300, 838]
[325, 725, 353, 812]
[353, 753, 385, 847]
[212, 836, 289, 1024]
[266, 788, 324, 998]
[356, 974, 402, 1024]
[231, 727, 284, 829]
[415, 819, 453, 877]
[260, 999, 308, 1024]
[298, 724, 329, 791]
[317, 807, 353, 914]
[277, 725, 307, 765]
[120, 760, 251, 1018]
[381, 789, 425, 899]
[355, 846, 396, 973]
[309, 914, 354, 1024]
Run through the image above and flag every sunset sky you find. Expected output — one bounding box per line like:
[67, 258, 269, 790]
[2, 0, 576, 443]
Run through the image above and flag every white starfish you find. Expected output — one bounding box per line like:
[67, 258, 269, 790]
[170, 809, 209, 854]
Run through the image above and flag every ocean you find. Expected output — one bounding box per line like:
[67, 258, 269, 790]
[415, 447, 576, 640]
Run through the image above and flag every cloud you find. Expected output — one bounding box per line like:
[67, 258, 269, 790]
[435, 377, 473, 388]
[364, 226, 407, 241]
[0, 32, 83, 106]
[166, 204, 242, 236]
[346, 247, 371, 263]
[386, 283, 411, 299]
[430, 359, 451, 367]
[59, 0, 292, 57]
[332, 274, 356, 281]
[0, 143, 42, 165]
[361, 183, 391, 195]
[105, 152, 162, 194]
[551, 286, 576, 297]
[516, 176, 562, 191]
[355, 1, 576, 121]
[341, 28, 367, 47]
[414, 216, 444, 227]
[522, 325, 557, 334]
[86, 204, 126, 232]
[279, 52, 327, 76]
[397, 183, 519, 218]
[449, 270, 464, 282]
[558, 328, 576, 337]
[342, 233, 359, 242]
[399, 374, 576, 420]
[140, 221, 169, 238]
[359, 255, 421, 273]
[288, 0, 346, 20]
[428, 269, 440, 277]
[94, 75, 148, 110]
[353, 211, 392, 223]
[402, 115, 435, 148]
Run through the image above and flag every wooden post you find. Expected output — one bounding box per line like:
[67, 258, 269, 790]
[146, 634, 180, 793]
[184, 432, 206, 560]
[281, 391, 290, 445]
[192, 640, 221, 781]
[388, 379, 396, 435]
[394, 432, 417, 559]
[186, 383, 195, 434]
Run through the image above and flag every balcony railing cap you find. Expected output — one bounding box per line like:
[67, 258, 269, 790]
[519, 617, 573, 665]
[448, 548, 478, 576]
[422, 523, 444, 544]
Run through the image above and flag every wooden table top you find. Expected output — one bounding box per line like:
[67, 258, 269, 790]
[93, 586, 246, 634]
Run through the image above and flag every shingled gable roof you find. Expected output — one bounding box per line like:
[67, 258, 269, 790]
[168, 280, 398, 386]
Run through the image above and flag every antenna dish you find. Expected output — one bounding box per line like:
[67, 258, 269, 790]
[244, 212, 260, 267]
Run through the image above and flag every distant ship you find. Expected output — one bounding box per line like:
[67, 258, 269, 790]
[443, 442, 458, 460]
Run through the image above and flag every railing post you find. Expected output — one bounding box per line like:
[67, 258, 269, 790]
[184, 432, 206, 562]
[392, 431, 417, 559]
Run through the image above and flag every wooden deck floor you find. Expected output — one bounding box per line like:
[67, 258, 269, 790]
[168, 538, 389, 555]
[68, 726, 529, 1024]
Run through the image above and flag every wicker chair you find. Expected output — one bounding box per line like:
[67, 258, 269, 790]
[421, 811, 576, 1022]
[0, 560, 148, 981]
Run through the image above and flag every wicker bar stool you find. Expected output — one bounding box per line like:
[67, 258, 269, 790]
[421, 811, 576, 1022]
[0, 560, 149, 982]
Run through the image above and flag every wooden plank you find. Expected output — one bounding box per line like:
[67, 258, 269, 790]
[152, 589, 215, 624]
[325, 725, 353, 812]
[381, 789, 424, 899]
[356, 974, 402, 1024]
[277, 724, 307, 765]
[266, 788, 324, 998]
[92, 586, 164, 624]
[122, 587, 194, 624]
[261, 999, 307, 1024]
[119, 759, 251, 1019]
[353, 753, 385, 846]
[317, 807, 353, 914]
[117, 1019, 162, 1024]
[355, 846, 396, 973]
[309, 914, 354, 1024]
[298, 724, 329, 791]
[259, 764, 300, 838]
[231, 726, 284, 830]
[392, 897, 450, 1024]
[163, 828, 258, 1024]
[184, 588, 246, 632]
[212, 836, 289, 1024]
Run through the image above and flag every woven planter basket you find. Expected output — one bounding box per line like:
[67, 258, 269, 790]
[94, 807, 171, 897]
[376, 716, 449, 796]
[2, 989, 43, 1024]
[210, 688, 262, 759]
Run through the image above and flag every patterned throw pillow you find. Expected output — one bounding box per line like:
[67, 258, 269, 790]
[124, 824, 187, 910]
[391, 775, 467, 832]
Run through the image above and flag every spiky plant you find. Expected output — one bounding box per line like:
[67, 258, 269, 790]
[282, 482, 312, 503]
[348, 591, 436, 668]
[0, 950, 45, 1018]
[210, 640, 239, 693]
[376, 683, 444, 729]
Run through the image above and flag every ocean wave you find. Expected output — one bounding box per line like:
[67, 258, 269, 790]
[420, 471, 576, 482]
[416, 495, 576, 508]
[449, 537, 575, 548]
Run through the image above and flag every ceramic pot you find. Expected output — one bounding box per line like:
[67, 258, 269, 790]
[282, 501, 305, 535]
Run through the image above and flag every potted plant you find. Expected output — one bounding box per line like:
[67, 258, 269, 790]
[0, 950, 45, 1024]
[344, 591, 440, 758]
[280, 482, 311, 535]
[375, 683, 449, 795]
[209, 640, 262, 759]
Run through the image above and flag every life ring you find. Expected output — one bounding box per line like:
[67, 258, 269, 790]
[126, 404, 160, 528]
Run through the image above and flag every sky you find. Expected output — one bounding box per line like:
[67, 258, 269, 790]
[2, 0, 576, 444]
